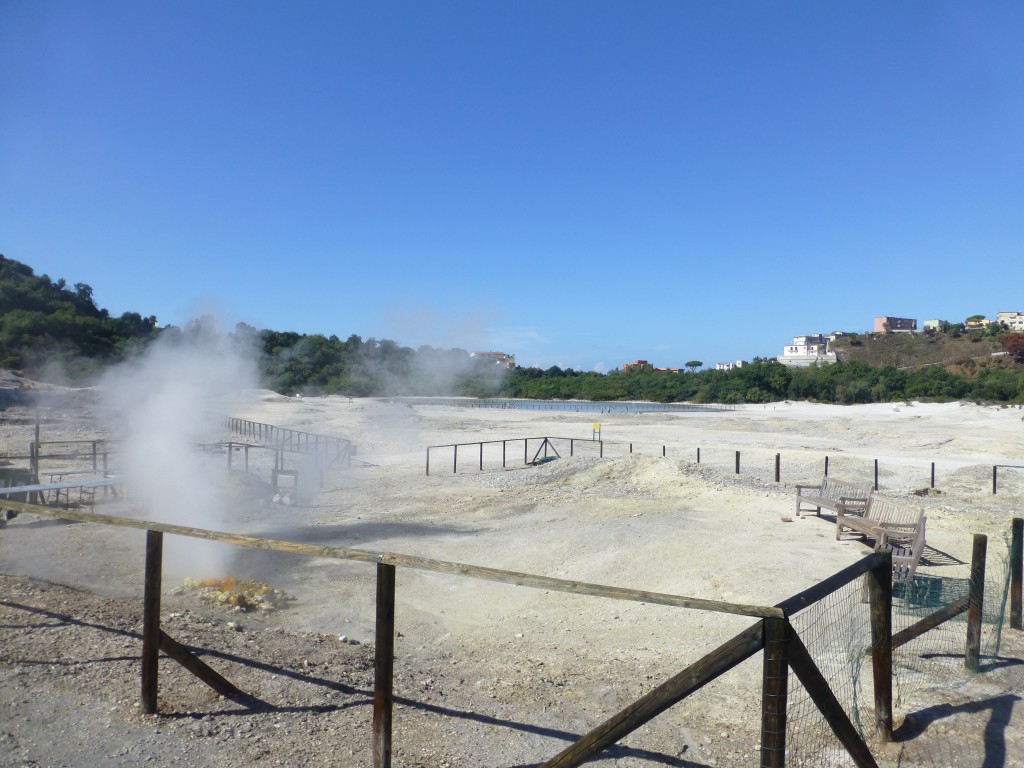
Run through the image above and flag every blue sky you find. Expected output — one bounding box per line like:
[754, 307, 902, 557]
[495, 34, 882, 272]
[2, 2, 1022, 372]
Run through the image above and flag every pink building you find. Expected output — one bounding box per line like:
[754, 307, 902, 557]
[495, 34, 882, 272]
[873, 317, 917, 333]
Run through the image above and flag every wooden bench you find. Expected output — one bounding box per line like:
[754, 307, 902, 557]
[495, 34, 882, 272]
[889, 517, 927, 585]
[795, 477, 872, 518]
[836, 495, 923, 548]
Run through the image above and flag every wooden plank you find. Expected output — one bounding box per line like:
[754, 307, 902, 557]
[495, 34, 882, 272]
[2, 500, 783, 618]
[760, 617, 789, 768]
[966, 533, 987, 672]
[540, 621, 764, 768]
[158, 631, 243, 698]
[891, 594, 970, 650]
[380, 551, 784, 618]
[776, 553, 886, 617]
[1012, 518, 1022, 631]
[787, 633, 880, 768]
[868, 552, 893, 742]
[373, 564, 396, 768]
[141, 530, 163, 714]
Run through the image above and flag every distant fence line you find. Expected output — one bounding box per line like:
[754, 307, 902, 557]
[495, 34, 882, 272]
[425, 435, 1024, 495]
[387, 397, 735, 413]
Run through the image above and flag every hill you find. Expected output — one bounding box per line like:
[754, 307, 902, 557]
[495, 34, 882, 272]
[830, 331, 1004, 369]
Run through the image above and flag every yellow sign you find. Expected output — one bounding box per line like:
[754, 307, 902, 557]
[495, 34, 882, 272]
[593, 423, 601, 431]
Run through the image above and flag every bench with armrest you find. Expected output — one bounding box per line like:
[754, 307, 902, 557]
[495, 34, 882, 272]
[795, 476, 872, 518]
[889, 516, 927, 585]
[836, 495, 923, 548]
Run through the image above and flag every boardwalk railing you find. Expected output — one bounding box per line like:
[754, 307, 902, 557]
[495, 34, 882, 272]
[221, 415, 354, 468]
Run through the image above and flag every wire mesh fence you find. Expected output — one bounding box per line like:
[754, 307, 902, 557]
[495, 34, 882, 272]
[786, 576, 876, 767]
[783, 535, 1014, 767]
[892, 542, 1010, 709]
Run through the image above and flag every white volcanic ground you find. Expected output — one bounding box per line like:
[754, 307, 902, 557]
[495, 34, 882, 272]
[2, 394, 1023, 767]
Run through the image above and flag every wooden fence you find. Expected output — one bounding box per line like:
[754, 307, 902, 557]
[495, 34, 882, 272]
[426, 434, 1024, 497]
[4, 496, 1019, 766]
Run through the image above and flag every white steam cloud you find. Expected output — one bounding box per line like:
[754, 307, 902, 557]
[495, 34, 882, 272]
[100, 317, 259, 577]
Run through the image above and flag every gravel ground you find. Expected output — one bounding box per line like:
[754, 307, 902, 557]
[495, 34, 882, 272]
[3, 388, 1024, 767]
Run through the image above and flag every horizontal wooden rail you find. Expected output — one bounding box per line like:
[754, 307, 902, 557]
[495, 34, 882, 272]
[891, 594, 970, 650]
[2, 500, 783, 619]
[775, 552, 887, 617]
[541, 621, 765, 768]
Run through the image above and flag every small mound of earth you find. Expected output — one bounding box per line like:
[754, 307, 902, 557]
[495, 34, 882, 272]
[171, 576, 294, 612]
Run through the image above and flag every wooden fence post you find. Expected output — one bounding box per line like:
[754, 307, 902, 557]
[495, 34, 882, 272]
[1012, 518, 1022, 631]
[867, 550, 893, 742]
[966, 533, 987, 672]
[453, 445, 457, 474]
[874, 459, 879, 491]
[735, 451, 740, 475]
[425, 448, 430, 477]
[824, 455, 829, 477]
[479, 442, 483, 471]
[761, 617, 789, 767]
[931, 462, 935, 489]
[141, 530, 164, 714]
[374, 562, 396, 768]
[775, 453, 781, 483]
[993, 465, 998, 495]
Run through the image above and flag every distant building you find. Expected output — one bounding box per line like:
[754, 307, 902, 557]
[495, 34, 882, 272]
[923, 319, 941, 331]
[965, 317, 990, 330]
[715, 360, 746, 371]
[996, 311, 1024, 331]
[873, 317, 917, 333]
[622, 359, 653, 372]
[778, 334, 836, 368]
[470, 351, 516, 369]
[620, 360, 685, 372]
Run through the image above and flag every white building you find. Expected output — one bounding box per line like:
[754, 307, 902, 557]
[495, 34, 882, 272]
[997, 311, 1024, 331]
[778, 334, 837, 368]
[715, 360, 746, 371]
